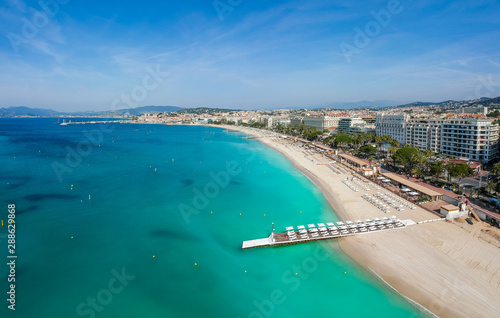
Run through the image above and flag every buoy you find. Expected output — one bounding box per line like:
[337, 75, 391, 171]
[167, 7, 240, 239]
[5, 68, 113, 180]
[344, 272, 347, 274]
[211, 211, 213, 214]
[264, 214, 266, 216]
[39, 150, 41, 152]
[244, 270, 247, 273]
[71, 236, 73, 239]
[89, 195, 91, 200]
[99, 145, 101, 147]
[1, 220, 3, 227]
[81, 200, 83, 202]
[153, 255, 155, 258]
[172, 159, 174, 162]
[195, 263, 197, 266]
[240, 213, 242, 215]
[155, 168, 157, 172]
[300, 211, 302, 214]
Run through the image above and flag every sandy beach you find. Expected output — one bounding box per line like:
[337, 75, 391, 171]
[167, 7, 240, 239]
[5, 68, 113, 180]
[219, 125, 500, 318]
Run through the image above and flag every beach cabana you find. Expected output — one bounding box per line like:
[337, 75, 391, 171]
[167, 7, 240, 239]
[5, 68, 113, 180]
[286, 226, 294, 231]
[297, 225, 305, 230]
[307, 224, 316, 228]
[317, 223, 326, 227]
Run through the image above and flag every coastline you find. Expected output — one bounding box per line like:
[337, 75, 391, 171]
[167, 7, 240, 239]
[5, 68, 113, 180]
[217, 124, 500, 318]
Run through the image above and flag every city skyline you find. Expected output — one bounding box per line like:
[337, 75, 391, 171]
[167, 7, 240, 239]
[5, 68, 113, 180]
[1, 0, 500, 111]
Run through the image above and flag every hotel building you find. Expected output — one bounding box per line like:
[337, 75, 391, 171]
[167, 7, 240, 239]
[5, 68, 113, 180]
[440, 117, 499, 163]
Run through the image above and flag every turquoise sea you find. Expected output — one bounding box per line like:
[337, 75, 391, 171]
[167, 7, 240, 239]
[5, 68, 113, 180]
[0, 118, 426, 317]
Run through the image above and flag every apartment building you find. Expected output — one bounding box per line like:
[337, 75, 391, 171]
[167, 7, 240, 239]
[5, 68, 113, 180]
[405, 117, 444, 152]
[303, 114, 348, 131]
[290, 118, 304, 127]
[441, 117, 499, 163]
[375, 115, 408, 144]
[338, 118, 365, 135]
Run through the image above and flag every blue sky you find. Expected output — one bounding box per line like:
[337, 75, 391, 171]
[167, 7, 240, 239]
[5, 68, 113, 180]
[1, 0, 500, 111]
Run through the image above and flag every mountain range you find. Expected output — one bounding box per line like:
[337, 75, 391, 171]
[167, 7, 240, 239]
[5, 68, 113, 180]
[1, 97, 499, 117]
[0, 105, 183, 117]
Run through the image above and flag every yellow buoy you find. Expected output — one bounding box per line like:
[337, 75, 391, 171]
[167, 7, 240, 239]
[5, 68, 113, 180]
[195, 263, 197, 266]
[295, 273, 298, 275]
[39, 150, 41, 152]
[240, 213, 242, 215]
[244, 270, 247, 273]
[81, 200, 83, 202]
[264, 214, 266, 216]
[300, 211, 302, 214]
[211, 211, 213, 214]
[155, 168, 157, 172]
[344, 272, 347, 274]
[89, 195, 91, 200]
[1, 220, 3, 227]
[71, 236, 73, 239]
[153, 255, 156, 258]
[172, 158, 174, 162]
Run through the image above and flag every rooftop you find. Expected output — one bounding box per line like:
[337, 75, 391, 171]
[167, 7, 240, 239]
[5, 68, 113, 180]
[381, 173, 443, 197]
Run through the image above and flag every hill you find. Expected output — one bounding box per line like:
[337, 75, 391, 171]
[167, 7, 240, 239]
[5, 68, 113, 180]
[0, 105, 183, 117]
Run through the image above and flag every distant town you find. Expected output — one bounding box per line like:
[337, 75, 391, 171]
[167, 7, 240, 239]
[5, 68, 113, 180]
[125, 97, 500, 163]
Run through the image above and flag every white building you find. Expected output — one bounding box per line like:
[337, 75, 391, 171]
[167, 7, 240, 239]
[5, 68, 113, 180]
[338, 118, 365, 135]
[405, 117, 444, 152]
[441, 117, 499, 163]
[458, 106, 488, 115]
[303, 114, 348, 131]
[375, 115, 408, 144]
[290, 118, 303, 127]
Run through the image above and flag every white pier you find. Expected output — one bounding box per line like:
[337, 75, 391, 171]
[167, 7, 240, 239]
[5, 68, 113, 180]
[242, 218, 416, 250]
[241, 236, 273, 249]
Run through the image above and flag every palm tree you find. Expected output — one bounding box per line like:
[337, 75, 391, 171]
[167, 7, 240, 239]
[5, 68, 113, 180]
[487, 179, 496, 196]
[423, 148, 434, 159]
[389, 138, 399, 148]
[430, 160, 444, 183]
[445, 162, 455, 185]
[374, 136, 383, 157]
[492, 163, 500, 180]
